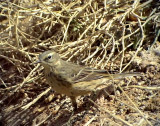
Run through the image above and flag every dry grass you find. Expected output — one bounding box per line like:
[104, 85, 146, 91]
[0, 0, 160, 126]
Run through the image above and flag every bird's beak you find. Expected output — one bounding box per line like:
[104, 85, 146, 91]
[34, 60, 41, 64]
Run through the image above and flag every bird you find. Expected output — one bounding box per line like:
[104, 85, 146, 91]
[37, 50, 141, 110]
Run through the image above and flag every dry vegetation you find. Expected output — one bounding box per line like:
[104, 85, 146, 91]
[0, 0, 160, 126]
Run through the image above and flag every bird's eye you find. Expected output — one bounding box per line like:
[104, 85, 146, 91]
[48, 55, 52, 59]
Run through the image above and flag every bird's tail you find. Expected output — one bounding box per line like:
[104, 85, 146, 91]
[108, 72, 142, 80]
[72, 72, 142, 96]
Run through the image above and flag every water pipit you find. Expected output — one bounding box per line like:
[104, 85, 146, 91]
[37, 50, 141, 110]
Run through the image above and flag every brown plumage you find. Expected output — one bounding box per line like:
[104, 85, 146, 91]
[37, 50, 141, 109]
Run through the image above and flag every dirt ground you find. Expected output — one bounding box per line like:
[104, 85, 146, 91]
[1, 48, 160, 126]
[0, 0, 160, 126]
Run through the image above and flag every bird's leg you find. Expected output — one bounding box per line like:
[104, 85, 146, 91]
[64, 96, 77, 126]
[70, 96, 77, 111]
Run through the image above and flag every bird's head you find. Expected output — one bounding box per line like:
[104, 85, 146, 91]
[36, 50, 61, 67]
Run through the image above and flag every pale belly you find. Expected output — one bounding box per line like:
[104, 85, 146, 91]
[48, 81, 91, 97]
[46, 75, 92, 97]
[45, 70, 97, 97]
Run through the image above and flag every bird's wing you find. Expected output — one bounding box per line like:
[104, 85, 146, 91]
[70, 68, 112, 83]
[71, 67, 141, 83]
[56, 60, 141, 84]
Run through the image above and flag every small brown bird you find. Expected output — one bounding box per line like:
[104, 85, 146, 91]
[37, 50, 141, 109]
